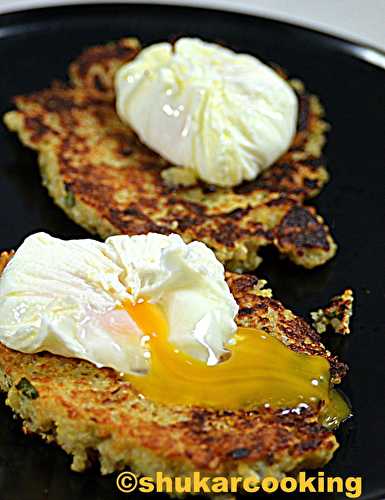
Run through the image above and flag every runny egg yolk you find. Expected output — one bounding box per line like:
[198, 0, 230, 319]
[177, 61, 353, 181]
[121, 300, 350, 429]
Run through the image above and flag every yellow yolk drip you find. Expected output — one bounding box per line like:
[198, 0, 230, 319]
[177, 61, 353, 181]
[122, 300, 350, 429]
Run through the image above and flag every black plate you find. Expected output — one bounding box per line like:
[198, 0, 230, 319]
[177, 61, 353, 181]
[0, 4, 384, 500]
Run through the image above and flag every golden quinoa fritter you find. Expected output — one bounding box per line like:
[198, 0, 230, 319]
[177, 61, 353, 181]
[3, 38, 336, 271]
[0, 251, 347, 481]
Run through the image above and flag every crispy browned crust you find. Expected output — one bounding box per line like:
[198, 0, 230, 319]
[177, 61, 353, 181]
[4, 38, 335, 271]
[69, 37, 141, 99]
[0, 251, 13, 273]
[311, 289, 354, 335]
[0, 251, 346, 478]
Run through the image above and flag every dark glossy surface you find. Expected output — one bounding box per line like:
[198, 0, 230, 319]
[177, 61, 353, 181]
[0, 4, 384, 500]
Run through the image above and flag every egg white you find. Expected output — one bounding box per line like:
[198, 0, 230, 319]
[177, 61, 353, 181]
[115, 38, 298, 187]
[0, 232, 238, 374]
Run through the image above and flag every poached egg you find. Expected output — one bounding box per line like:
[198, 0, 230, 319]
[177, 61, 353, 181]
[0, 232, 350, 426]
[115, 38, 298, 187]
[0, 232, 238, 374]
